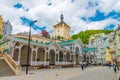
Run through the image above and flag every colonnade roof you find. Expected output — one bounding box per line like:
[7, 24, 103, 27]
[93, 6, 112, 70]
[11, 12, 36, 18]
[0, 39, 10, 46]
[7, 36, 51, 47]
[1, 36, 66, 50]
[0, 36, 83, 51]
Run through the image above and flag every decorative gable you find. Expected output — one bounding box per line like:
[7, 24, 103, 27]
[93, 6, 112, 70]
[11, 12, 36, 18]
[49, 42, 60, 50]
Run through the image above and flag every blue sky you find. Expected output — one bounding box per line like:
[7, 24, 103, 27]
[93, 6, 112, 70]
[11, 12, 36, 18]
[0, 0, 120, 35]
[81, 10, 120, 22]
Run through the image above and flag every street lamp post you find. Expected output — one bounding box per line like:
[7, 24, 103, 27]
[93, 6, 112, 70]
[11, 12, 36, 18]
[26, 20, 37, 75]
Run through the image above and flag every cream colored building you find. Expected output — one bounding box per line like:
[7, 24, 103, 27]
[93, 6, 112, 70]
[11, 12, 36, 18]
[0, 15, 3, 35]
[105, 47, 112, 62]
[54, 14, 70, 40]
[0, 34, 83, 66]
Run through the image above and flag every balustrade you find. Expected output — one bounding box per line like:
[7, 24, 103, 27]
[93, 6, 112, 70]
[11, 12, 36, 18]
[3, 53, 21, 75]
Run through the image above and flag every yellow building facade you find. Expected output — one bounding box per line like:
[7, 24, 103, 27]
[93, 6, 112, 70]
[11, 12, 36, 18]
[0, 15, 3, 36]
[54, 14, 70, 40]
[105, 47, 112, 62]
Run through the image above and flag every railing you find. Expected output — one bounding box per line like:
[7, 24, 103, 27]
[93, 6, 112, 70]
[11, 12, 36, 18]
[55, 62, 73, 65]
[31, 61, 49, 66]
[3, 53, 21, 75]
[0, 53, 3, 59]
[31, 61, 75, 66]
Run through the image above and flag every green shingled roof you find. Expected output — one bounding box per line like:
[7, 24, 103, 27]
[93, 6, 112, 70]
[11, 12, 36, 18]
[0, 39, 10, 46]
[44, 42, 52, 46]
[10, 37, 51, 47]
[57, 40, 76, 45]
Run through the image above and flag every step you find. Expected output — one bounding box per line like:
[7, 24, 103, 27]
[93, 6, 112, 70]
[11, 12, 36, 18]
[0, 59, 15, 77]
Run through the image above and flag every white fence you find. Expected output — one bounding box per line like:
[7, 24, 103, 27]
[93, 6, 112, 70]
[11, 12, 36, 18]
[55, 62, 73, 65]
[31, 61, 49, 66]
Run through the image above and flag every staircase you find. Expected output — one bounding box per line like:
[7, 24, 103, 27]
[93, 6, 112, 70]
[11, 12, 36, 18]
[0, 53, 21, 77]
[0, 59, 14, 77]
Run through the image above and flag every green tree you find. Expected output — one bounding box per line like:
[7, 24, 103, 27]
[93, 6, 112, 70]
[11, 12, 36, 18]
[0, 35, 2, 39]
[57, 36, 61, 40]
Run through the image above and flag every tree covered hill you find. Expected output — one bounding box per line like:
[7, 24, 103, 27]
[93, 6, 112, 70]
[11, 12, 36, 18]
[0, 35, 2, 39]
[71, 30, 113, 44]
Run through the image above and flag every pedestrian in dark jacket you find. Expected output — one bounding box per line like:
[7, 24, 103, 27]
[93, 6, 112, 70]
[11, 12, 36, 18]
[113, 63, 117, 73]
[80, 61, 84, 71]
[108, 62, 111, 69]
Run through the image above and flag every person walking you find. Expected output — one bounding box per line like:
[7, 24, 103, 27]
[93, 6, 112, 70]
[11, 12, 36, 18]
[113, 63, 117, 73]
[116, 63, 119, 70]
[108, 62, 111, 69]
[80, 61, 84, 71]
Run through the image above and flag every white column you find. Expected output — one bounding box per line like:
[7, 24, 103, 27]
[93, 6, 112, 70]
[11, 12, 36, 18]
[11, 47, 14, 58]
[35, 49, 37, 65]
[48, 49, 50, 60]
[18, 47, 21, 65]
[86, 54, 88, 61]
[55, 52, 56, 64]
[62, 52, 64, 62]
[63, 51, 65, 62]
[65, 54, 67, 62]
[89, 55, 91, 63]
[11, 42, 16, 57]
[31, 49, 33, 66]
[73, 53, 76, 64]
[70, 53, 71, 60]
[46, 51, 49, 65]
[58, 53, 59, 63]
[44, 51, 46, 62]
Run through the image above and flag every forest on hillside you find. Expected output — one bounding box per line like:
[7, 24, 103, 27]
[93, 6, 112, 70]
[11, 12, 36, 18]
[71, 30, 113, 44]
[0, 35, 2, 39]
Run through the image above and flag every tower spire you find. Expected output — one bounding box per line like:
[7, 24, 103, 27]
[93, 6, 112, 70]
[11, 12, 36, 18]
[60, 12, 64, 23]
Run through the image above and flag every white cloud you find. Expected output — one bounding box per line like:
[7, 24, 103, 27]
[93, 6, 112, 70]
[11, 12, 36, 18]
[0, 0, 120, 35]
[99, 0, 120, 14]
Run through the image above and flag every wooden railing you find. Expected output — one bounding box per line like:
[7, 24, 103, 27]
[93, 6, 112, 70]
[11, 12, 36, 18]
[3, 53, 21, 75]
[0, 53, 3, 59]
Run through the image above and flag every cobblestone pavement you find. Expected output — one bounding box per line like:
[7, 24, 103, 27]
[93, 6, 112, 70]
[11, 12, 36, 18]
[68, 67, 118, 80]
[0, 66, 118, 80]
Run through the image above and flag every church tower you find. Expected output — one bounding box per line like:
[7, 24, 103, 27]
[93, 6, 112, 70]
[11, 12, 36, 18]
[0, 15, 3, 36]
[54, 14, 70, 40]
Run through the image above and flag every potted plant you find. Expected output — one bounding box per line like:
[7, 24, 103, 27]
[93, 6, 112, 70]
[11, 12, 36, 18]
[69, 60, 72, 62]
[46, 58, 50, 61]
[59, 58, 62, 62]
[36, 57, 40, 61]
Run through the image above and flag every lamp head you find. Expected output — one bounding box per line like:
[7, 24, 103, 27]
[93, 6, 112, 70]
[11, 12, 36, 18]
[33, 20, 37, 23]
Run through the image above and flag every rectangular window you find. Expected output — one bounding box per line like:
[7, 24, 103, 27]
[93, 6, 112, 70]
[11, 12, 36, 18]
[71, 47, 72, 50]
[73, 47, 74, 50]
